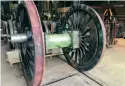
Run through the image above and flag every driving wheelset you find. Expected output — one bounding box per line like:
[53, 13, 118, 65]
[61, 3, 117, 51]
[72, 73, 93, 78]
[6, 1, 106, 86]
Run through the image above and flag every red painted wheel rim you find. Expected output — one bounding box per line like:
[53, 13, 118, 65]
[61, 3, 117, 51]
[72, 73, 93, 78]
[18, 1, 45, 86]
[25, 1, 45, 86]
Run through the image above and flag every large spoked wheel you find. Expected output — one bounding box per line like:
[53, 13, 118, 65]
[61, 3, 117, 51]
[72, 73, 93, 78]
[16, 2, 45, 86]
[61, 4, 106, 71]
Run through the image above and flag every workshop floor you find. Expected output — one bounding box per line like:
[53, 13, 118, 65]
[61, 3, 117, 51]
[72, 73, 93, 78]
[1, 38, 125, 86]
[86, 38, 125, 86]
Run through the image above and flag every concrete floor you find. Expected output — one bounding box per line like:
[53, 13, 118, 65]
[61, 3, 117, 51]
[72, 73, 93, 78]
[86, 38, 125, 86]
[1, 42, 26, 86]
[1, 38, 125, 86]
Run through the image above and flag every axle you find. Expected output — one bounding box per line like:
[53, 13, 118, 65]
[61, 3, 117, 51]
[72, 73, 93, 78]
[2, 31, 79, 49]
[10, 33, 27, 43]
[45, 31, 79, 49]
[45, 33, 71, 49]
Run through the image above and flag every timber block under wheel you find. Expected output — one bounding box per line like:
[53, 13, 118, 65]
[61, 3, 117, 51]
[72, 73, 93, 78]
[6, 49, 21, 66]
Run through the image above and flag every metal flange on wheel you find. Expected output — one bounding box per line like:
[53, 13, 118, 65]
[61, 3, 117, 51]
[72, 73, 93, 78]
[16, 1, 45, 86]
[3, 1, 106, 86]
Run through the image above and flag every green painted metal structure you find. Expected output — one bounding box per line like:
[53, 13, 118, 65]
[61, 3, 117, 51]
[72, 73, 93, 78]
[45, 32, 72, 49]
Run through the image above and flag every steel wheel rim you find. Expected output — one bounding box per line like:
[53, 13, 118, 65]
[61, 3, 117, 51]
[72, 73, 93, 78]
[61, 4, 106, 71]
[16, 1, 45, 86]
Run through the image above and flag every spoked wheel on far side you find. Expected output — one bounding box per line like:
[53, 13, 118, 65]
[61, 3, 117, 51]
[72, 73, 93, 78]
[61, 4, 106, 71]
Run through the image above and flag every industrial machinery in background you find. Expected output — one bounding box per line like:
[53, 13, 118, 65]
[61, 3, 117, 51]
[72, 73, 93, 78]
[110, 2, 125, 39]
[1, 1, 18, 49]
[103, 8, 119, 47]
[103, 8, 125, 47]
[1, 1, 106, 86]
[84, 1, 125, 47]
[116, 21, 125, 39]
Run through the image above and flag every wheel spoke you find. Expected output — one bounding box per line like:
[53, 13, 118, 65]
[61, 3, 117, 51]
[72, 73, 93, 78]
[78, 46, 83, 59]
[78, 12, 84, 26]
[81, 27, 92, 35]
[70, 51, 74, 59]
[19, 9, 24, 24]
[81, 35, 90, 39]
[85, 16, 92, 26]
[79, 44, 86, 55]
[80, 41, 88, 52]
[74, 13, 77, 28]
[79, 12, 87, 30]
[80, 14, 92, 31]
[69, 15, 76, 30]
[70, 49, 76, 59]
[22, 50, 34, 78]
[26, 49, 34, 62]
[74, 49, 78, 63]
